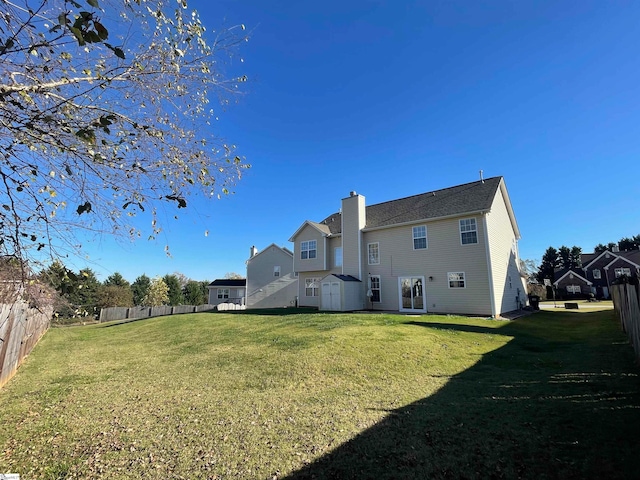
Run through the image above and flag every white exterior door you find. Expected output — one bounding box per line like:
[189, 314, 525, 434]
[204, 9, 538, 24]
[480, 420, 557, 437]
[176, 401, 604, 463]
[398, 276, 426, 313]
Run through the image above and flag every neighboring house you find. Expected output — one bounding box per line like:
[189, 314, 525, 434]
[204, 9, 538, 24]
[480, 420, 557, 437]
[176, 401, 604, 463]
[246, 244, 298, 309]
[555, 249, 640, 299]
[289, 176, 527, 317]
[207, 279, 246, 307]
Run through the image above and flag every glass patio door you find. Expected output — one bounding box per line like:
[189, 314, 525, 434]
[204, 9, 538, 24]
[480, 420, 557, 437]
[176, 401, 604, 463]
[398, 276, 426, 312]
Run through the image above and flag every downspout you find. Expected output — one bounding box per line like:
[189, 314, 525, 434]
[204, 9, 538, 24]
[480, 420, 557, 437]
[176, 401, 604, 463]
[482, 213, 497, 318]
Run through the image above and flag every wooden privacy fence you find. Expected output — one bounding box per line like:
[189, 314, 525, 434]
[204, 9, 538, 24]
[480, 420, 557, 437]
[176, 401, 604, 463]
[99, 304, 218, 323]
[611, 283, 640, 360]
[0, 302, 52, 389]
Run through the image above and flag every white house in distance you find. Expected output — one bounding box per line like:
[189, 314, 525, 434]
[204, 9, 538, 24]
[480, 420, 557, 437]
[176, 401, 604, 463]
[245, 244, 298, 309]
[289, 176, 527, 317]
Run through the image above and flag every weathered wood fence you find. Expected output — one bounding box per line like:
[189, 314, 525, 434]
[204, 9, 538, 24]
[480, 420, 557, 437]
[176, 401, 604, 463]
[0, 302, 52, 388]
[611, 283, 640, 360]
[99, 304, 219, 323]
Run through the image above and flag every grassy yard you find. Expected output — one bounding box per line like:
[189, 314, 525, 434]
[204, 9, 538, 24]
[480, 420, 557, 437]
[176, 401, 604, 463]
[1, 308, 639, 479]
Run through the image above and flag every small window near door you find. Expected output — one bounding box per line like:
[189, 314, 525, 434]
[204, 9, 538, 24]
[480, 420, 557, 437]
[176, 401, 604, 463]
[274, 266, 280, 277]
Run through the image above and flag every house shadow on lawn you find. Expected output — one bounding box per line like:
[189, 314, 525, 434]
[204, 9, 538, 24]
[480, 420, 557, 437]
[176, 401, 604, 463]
[284, 311, 640, 480]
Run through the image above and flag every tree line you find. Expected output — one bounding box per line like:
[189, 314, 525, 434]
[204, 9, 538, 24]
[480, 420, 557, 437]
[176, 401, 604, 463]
[37, 261, 212, 320]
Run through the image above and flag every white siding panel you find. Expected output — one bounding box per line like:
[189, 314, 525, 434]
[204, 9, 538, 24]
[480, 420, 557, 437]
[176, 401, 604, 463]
[293, 224, 327, 273]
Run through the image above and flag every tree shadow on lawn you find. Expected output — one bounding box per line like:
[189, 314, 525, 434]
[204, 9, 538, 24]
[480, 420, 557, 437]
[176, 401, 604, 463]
[285, 311, 640, 480]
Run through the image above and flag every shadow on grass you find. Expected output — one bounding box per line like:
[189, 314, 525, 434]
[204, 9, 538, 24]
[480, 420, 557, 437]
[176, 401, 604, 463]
[285, 311, 640, 480]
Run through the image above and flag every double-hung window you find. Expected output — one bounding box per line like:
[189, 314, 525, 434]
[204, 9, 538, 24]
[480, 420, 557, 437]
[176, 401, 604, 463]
[305, 278, 319, 297]
[217, 288, 230, 299]
[301, 240, 317, 259]
[368, 242, 380, 265]
[460, 218, 478, 245]
[274, 266, 280, 277]
[413, 226, 427, 250]
[592, 269, 601, 279]
[448, 272, 466, 288]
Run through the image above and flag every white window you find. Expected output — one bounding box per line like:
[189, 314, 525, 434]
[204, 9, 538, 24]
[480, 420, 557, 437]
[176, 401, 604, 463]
[368, 242, 380, 265]
[334, 247, 343, 267]
[369, 275, 381, 303]
[274, 266, 280, 277]
[566, 285, 581, 294]
[217, 288, 229, 299]
[615, 268, 631, 277]
[448, 272, 466, 288]
[305, 278, 319, 297]
[460, 218, 478, 245]
[593, 269, 601, 279]
[301, 240, 317, 259]
[413, 225, 427, 250]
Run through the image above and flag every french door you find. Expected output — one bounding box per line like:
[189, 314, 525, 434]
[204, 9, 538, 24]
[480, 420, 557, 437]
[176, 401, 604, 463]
[398, 276, 426, 313]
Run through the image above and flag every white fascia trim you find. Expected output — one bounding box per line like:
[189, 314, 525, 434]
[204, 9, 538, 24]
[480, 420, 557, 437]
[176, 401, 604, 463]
[553, 270, 592, 286]
[584, 250, 619, 269]
[603, 255, 640, 270]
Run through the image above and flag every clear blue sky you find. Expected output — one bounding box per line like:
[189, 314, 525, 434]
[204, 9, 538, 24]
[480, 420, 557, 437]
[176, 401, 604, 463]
[71, 0, 640, 283]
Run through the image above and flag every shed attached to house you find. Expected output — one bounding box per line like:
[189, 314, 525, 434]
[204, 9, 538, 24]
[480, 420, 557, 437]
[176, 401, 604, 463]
[320, 274, 364, 312]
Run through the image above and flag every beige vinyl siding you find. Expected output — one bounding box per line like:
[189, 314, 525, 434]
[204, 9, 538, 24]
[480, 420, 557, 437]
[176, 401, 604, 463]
[485, 184, 526, 315]
[292, 224, 327, 273]
[341, 194, 365, 279]
[246, 245, 297, 309]
[362, 216, 492, 316]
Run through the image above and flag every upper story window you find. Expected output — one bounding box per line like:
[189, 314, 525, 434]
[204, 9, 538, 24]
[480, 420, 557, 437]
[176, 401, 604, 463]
[460, 218, 478, 245]
[413, 226, 427, 250]
[301, 240, 317, 259]
[593, 269, 601, 279]
[615, 267, 631, 277]
[368, 242, 380, 265]
[334, 247, 343, 267]
[274, 266, 280, 277]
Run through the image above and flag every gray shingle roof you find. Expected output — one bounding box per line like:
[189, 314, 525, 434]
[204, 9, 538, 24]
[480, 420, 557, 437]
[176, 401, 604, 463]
[318, 176, 503, 234]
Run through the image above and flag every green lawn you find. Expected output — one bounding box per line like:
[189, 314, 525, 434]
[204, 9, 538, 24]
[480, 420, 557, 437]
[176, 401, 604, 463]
[1, 308, 639, 479]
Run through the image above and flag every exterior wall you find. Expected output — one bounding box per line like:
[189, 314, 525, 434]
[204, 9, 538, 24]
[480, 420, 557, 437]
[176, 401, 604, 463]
[485, 185, 527, 315]
[361, 215, 493, 316]
[556, 275, 590, 295]
[246, 245, 298, 309]
[341, 193, 366, 279]
[292, 224, 327, 273]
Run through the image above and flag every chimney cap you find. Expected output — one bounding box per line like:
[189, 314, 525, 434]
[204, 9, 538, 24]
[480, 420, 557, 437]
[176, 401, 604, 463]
[350, 191, 357, 197]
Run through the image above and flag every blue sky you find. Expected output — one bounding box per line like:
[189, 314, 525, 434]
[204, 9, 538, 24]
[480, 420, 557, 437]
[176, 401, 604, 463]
[71, 0, 640, 282]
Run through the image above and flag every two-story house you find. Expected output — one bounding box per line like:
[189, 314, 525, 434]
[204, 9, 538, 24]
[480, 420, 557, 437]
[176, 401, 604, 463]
[289, 176, 526, 317]
[245, 244, 298, 309]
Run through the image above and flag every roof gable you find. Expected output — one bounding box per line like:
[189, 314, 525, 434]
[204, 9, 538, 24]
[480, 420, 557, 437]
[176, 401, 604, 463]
[584, 250, 619, 269]
[247, 243, 293, 263]
[289, 220, 331, 242]
[553, 269, 592, 286]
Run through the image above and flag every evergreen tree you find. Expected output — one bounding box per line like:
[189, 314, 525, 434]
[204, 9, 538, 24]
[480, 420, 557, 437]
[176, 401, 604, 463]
[163, 274, 184, 305]
[131, 274, 151, 306]
[536, 247, 559, 283]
